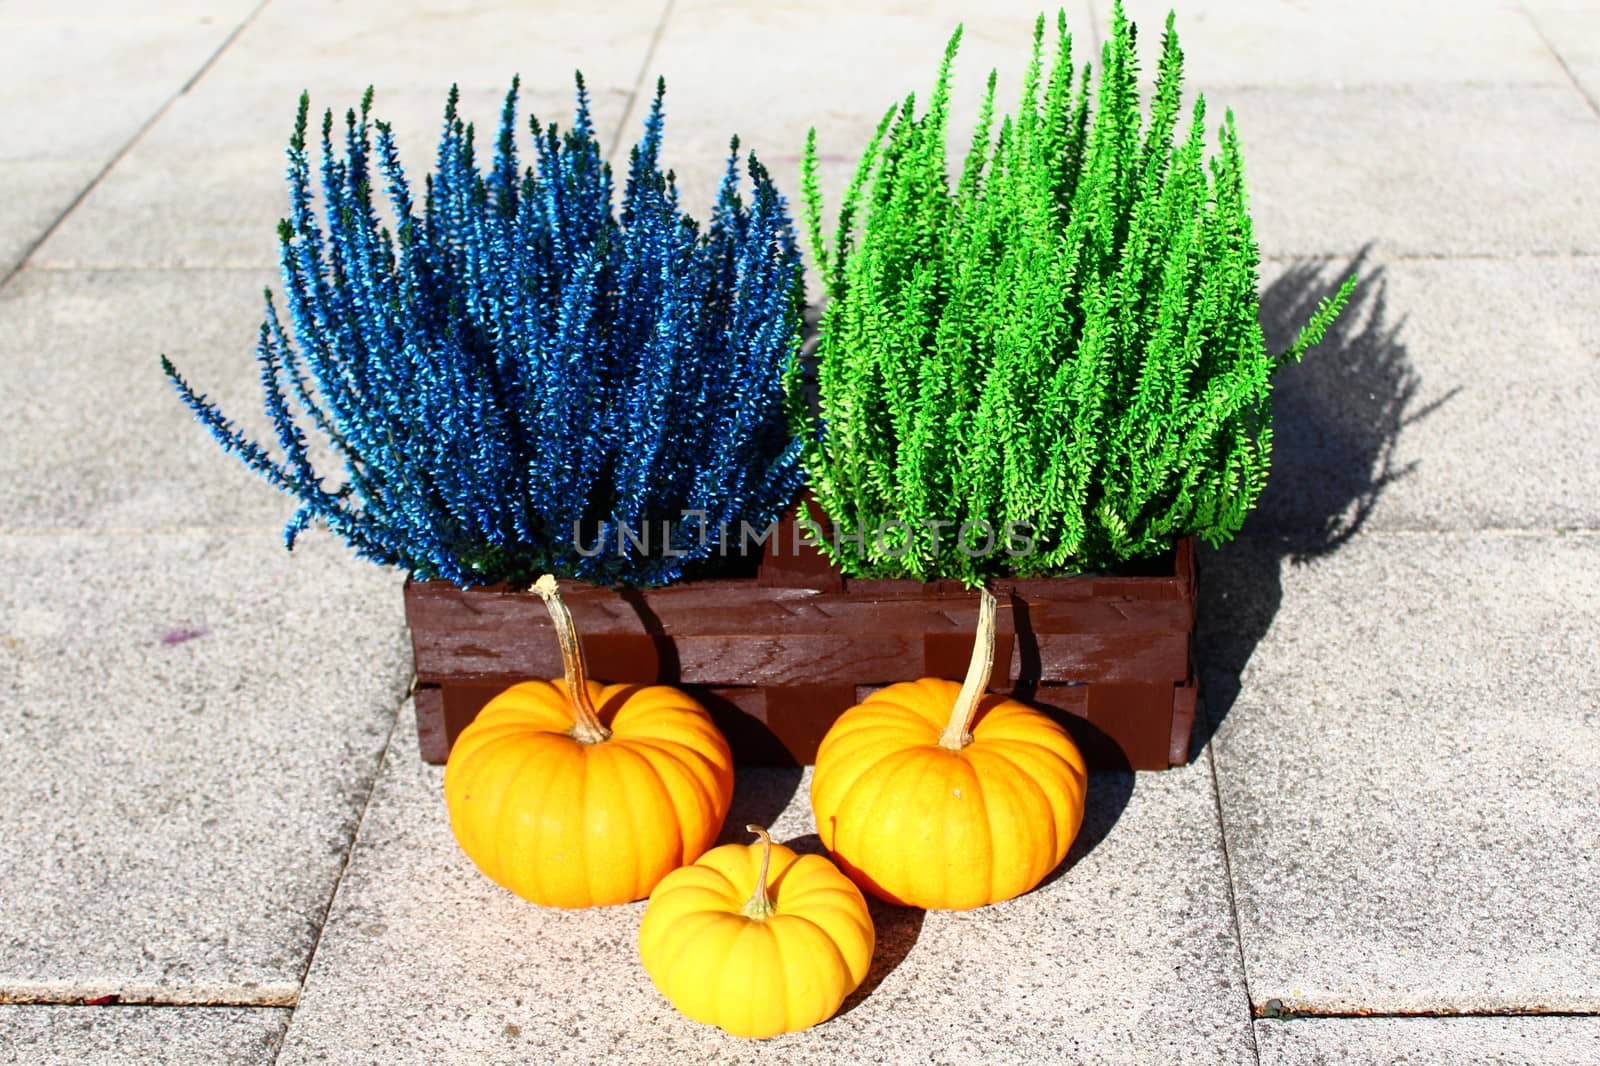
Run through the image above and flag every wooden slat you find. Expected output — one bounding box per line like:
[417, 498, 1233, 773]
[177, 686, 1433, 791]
[413, 684, 448, 764]
[405, 583, 1194, 638]
[1169, 677, 1199, 767]
[405, 520, 1199, 771]
[416, 677, 1188, 770]
[413, 630, 1188, 687]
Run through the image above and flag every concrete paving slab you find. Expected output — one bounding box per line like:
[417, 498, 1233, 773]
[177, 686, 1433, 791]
[1255, 1016, 1600, 1066]
[615, 0, 1099, 237]
[1201, 531, 1600, 1014]
[0, 5, 258, 159]
[0, 161, 82, 280]
[0, 3, 260, 276]
[276, 703, 1252, 1065]
[0, 268, 307, 532]
[1527, 4, 1600, 108]
[1253, 252, 1600, 540]
[33, 83, 631, 271]
[1227, 84, 1600, 257]
[4, 0, 251, 16]
[0, 531, 409, 1004]
[1108, 0, 1564, 91]
[636, 8, 1600, 263]
[0, 1005, 289, 1066]
[196, 0, 669, 101]
[0, 7, 251, 153]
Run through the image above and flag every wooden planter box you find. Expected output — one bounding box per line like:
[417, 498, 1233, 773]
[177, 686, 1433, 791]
[405, 511, 1197, 771]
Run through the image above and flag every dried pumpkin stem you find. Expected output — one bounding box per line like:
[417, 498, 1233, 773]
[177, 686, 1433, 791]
[741, 824, 778, 920]
[532, 574, 611, 744]
[938, 586, 997, 751]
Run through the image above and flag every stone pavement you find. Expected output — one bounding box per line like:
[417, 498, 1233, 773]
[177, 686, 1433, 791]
[1, 1, 1597, 1063]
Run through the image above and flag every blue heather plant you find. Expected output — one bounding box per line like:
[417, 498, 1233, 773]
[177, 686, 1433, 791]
[163, 76, 805, 587]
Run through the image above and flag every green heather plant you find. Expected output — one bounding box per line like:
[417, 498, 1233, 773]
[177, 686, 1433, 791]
[798, 4, 1354, 584]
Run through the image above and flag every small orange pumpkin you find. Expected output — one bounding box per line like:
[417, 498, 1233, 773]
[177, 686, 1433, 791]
[810, 587, 1088, 910]
[638, 824, 874, 1038]
[443, 575, 734, 908]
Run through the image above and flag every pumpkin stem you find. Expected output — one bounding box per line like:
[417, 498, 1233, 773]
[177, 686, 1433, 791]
[938, 585, 997, 751]
[741, 824, 778, 920]
[532, 574, 611, 745]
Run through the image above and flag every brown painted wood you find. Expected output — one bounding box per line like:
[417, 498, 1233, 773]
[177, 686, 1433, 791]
[411, 624, 1187, 686]
[410, 630, 1183, 687]
[404, 582, 1193, 648]
[413, 684, 449, 764]
[1083, 681, 1178, 771]
[1169, 676, 1199, 767]
[416, 676, 1191, 772]
[404, 506, 1199, 771]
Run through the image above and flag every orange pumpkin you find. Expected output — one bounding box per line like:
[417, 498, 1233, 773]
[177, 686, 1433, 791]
[810, 587, 1087, 910]
[639, 824, 874, 1038]
[443, 575, 734, 908]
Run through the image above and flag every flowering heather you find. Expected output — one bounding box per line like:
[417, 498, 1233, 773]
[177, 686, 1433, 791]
[165, 75, 804, 587]
[799, 6, 1352, 583]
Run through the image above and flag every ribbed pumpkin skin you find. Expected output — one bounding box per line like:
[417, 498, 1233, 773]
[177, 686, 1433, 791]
[444, 678, 734, 908]
[810, 677, 1088, 910]
[638, 838, 874, 1038]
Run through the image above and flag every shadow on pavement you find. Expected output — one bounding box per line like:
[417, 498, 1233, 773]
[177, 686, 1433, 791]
[785, 253, 1439, 843]
[1193, 246, 1457, 754]
[782, 831, 929, 1018]
[839, 895, 926, 1016]
[716, 765, 806, 846]
[708, 252, 1433, 937]
[717, 781, 930, 998]
[1031, 766, 1138, 894]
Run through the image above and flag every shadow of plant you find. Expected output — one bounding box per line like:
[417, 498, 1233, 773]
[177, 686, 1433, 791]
[1194, 247, 1458, 751]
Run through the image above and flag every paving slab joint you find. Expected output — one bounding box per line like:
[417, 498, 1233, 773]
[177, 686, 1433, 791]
[0, 0, 272, 295]
[1256, 1000, 1600, 1021]
[1522, 3, 1600, 119]
[608, 0, 679, 161]
[274, 692, 411, 1056]
[1206, 741, 1263, 1066]
[0, 988, 298, 1009]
